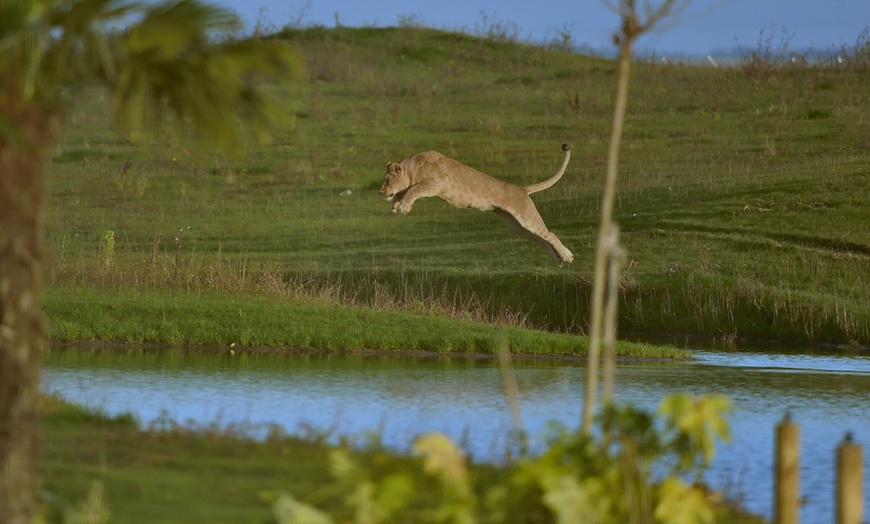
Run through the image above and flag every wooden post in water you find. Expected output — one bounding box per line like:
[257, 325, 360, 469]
[836, 433, 863, 524]
[775, 414, 800, 524]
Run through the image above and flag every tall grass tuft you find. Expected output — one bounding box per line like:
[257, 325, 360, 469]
[52, 238, 540, 331]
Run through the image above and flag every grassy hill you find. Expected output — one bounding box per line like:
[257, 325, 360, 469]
[46, 26, 870, 347]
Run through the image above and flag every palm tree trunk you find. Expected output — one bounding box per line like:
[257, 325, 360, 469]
[0, 75, 57, 524]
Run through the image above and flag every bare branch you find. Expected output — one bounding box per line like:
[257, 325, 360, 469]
[582, 0, 689, 434]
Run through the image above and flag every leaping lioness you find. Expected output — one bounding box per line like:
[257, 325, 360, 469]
[379, 144, 573, 264]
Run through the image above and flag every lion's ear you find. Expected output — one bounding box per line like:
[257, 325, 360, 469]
[387, 162, 403, 175]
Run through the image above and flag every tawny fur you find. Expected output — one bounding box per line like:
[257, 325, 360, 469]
[379, 144, 573, 264]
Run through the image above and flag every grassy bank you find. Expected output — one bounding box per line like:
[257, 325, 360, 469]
[39, 395, 340, 523]
[44, 287, 687, 358]
[45, 26, 870, 347]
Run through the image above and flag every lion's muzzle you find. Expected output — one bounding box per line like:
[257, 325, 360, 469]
[379, 187, 395, 201]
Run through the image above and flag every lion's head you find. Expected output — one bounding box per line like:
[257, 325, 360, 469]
[379, 162, 410, 201]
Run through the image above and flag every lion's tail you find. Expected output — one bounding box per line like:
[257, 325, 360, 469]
[524, 144, 571, 195]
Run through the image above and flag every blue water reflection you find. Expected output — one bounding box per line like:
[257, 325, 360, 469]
[42, 349, 870, 522]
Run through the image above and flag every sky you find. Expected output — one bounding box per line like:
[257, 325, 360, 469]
[210, 0, 869, 56]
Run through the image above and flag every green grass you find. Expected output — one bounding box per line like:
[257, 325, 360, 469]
[45, 26, 870, 347]
[39, 395, 340, 523]
[43, 287, 686, 358]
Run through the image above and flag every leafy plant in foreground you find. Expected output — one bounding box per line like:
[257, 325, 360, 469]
[268, 393, 731, 523]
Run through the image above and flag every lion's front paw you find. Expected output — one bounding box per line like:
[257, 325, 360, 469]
[395, 200, 414, 215]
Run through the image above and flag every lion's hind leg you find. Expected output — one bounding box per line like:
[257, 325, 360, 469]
[493, 207, 573, 264]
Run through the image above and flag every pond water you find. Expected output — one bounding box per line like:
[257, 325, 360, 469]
[42, 347, 870, 522]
